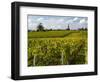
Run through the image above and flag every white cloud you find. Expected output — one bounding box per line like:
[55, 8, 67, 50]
[66, 17, 78, 23]
[66, 19, 73, 23]
[28, 18, 32, 23]
[44, 18, 64, 23]
[79, 19, 86, 24]
[58, 19, 64, 22]
[37, 17, 44, 21]
[28, 19, 33, 28]
[73, 17, 78, 21]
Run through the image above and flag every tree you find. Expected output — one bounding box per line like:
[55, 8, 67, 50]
[78, 27, 87, 31]
[37, 23, 45, 31]
[84, 27, 87, 31]
[28, 29, 31, 32]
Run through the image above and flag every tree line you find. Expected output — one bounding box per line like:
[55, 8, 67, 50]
[28, 23, 87, 32]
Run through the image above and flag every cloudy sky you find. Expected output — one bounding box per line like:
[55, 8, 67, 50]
[28, 15, 88, 30]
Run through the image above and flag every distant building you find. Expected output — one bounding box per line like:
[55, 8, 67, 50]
[66, 24, 70, 30]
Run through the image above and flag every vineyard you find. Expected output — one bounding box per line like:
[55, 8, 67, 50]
[28, 30, 87, 66]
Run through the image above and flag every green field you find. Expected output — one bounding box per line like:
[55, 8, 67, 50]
[28, 30, 88, 66]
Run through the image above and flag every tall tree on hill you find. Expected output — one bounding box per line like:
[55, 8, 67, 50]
[37, 23, 45, 31]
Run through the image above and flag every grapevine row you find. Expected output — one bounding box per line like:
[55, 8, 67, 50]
[28, 38, 87, 66]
